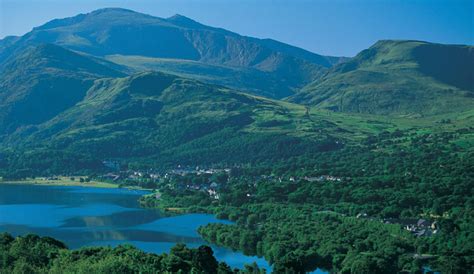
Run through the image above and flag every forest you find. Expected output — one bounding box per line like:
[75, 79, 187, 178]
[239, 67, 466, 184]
[140, 127, 474, 273]
[0, 233, 264, 274]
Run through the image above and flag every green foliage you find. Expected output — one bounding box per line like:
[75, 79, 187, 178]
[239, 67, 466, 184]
[0, 233, 259, 274]
[198, 205, 415, 273]
[142, 126, 474, 273]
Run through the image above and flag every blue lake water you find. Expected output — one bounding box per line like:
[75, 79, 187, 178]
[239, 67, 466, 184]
[0, 184, 271, 271]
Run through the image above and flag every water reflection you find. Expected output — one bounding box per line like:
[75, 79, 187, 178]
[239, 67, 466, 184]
[61, 210, 162, 228]
[0, 184, 272, 271]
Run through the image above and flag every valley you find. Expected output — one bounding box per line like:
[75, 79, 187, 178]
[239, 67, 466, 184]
[0, 7, 472, 274]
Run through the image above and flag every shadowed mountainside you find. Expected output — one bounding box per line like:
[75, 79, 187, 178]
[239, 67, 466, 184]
[0, 44, 124, 135]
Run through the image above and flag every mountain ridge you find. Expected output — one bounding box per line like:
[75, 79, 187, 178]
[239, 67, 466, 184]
[290, 39, 474, 116]
[0, 8, 347, 99]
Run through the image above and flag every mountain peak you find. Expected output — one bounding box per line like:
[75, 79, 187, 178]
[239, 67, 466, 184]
[2, 8, 343, 100]
[167, 14, 205, 28]
[86, 7, 157, 20]
[168, 14, 190, 20]
[371, 39, 431, 48]
[90, 7, 137, 14]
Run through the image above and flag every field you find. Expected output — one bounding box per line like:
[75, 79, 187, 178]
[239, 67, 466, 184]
[0, 176, 118, 188]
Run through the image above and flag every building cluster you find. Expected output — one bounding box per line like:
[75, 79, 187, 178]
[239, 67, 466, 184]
[384, 218, 438, 237]
[259, 174, 345, 184]
[164, 166, 231, 178]
[356, 214, 439, 237]
[303, 175, 344, 183]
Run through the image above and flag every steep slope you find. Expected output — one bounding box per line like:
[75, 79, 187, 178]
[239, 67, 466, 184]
[4, 71, 351, 171]
[291, 40, 474, 116]
[0, 43, 124, 135]
[104, 54, 310, 98]
[0, 36, 20, 53]
[0, 8, 344, 98]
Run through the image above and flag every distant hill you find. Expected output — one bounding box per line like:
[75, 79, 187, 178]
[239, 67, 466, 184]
[291, 40, 474, 116]
[104, 54, 314, 98]
[0, 44, 124, 135]
[0, 8, 345, 99]
[4, 71, 350, 171]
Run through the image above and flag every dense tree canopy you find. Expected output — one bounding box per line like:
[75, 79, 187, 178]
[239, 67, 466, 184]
[0, 233, 264, 274]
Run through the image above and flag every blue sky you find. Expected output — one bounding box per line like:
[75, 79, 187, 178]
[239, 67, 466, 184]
[0, 0, 472, 56]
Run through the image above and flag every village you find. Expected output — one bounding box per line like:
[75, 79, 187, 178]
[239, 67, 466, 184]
[99, 160, 349, 199]
[101, 160, 440, 238]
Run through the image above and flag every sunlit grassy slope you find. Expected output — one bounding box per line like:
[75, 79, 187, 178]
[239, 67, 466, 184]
[291, 40, 474, 116]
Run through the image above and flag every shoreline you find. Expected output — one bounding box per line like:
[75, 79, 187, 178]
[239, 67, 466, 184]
[0, 179, 119, 188]
[0, 178, 151, 191]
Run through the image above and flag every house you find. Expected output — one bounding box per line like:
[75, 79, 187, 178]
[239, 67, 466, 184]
[384, 218, 435, 237]
[150, 173, 160, 179]
[302, 175, 343, 183]
[207, 189, 219, 200]
[304, 176, 321, 182]
[323, 175, 342, 182]
[417, 219, 430, 228]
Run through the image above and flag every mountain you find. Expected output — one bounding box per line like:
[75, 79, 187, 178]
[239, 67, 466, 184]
[290, 40, 474, 116]
[104, 54, 310, 98]
[3, 70, 352, 172]
[0, 8, 345, 99]
[1, 10, 472, 172]
[0, 40, 351, 173]
[0, 43, 124, 135]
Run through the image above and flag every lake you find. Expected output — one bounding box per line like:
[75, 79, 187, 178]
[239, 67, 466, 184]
[0, 183, 272, 271]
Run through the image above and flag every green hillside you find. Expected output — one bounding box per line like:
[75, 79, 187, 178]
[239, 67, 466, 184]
[291, 40, 474, 116]
[2, 47, 473, 174]
[0, 41, 408, 175]
[0, 71, 346, 173]
[0, 44, 124, 135]
[5, 68, 473, 176]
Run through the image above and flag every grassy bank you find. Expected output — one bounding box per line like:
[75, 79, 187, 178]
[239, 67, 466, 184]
[0, 176, 119, 188]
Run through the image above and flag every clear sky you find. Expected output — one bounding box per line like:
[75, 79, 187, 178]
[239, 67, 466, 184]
[0, 0, 472, 56]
